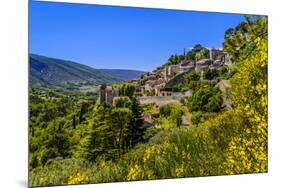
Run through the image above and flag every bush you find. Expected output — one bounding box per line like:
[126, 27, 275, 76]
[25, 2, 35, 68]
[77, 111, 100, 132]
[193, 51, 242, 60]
[191, 111, 203, 126]
[204, 69, 219, 80]
[188, 84, 223, 112]
[159, 103, 183, 128]
[113, 96, 131, 108]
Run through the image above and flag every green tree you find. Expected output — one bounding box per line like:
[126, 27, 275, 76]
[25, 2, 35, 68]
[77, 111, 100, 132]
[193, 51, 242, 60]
[124, 83, 136, 98]
[72, 115, 76, 129]
[115, 83, 136, 98]
[204, 69, 219, 80]
[159, 103, 183, 128]
[114, 96, 132, 108]
[193, 44, 204, 53]
[127, 97, 145, 148]
[195, 48, 210, 61]
[223, 16, 267, 63]
[79, 103, 89, 124]
[183, 71, 200, 90]
[188, 84, 223, 112]
[35, 119, 71, 166]
[76, 105, 116, 161]
[110, 107, 133, 157]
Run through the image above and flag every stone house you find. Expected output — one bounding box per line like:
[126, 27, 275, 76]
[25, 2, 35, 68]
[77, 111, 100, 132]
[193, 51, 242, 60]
[195, 59, 212, 72]
[164, 60, 195, 80]
[209, 59, 223, 70]
[167, 65, 181, 77]
[209, 48, 224, 61]
[210, 48, 232, 66]
[179, 60, 195, 73]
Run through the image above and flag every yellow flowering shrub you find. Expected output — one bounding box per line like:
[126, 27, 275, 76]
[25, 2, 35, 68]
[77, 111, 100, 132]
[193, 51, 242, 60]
[175, 163, 184, 177]
[127, 163, 143, 181]
[222, 36, 268, 174]
[68, 172, 88, 185]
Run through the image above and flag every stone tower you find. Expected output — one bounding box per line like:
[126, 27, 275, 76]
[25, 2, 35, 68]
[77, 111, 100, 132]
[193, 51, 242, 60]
[100, 84, 107, 104]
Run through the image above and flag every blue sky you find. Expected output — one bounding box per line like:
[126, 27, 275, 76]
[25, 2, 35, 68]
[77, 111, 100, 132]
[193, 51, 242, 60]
[30, 1, 245, 71]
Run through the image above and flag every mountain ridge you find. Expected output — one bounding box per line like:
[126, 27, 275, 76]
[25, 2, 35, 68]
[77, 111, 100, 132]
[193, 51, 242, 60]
[29, 54, 145, 88]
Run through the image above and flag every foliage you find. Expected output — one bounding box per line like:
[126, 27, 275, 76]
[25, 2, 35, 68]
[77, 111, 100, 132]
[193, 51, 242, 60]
[30, 111, 240, 187]
[222, 32, 268, 173]
[188, 84, 223, 112]
[167, 71, 200, 92]
[172, 85, 181, 92]
[204, 69, 219, 80]
[113, 96, 132, 108]
[29, 87, 95, 169]
[195, 48, 210, 61]
[185, 44, 204, 61]
[184, 71, 201, 90]
[127, 97, 146, 147]
[190, 111, 204, 126]
[159, 44, 208, 69]
[159, 103, 183, 129]
[223, 16, 267, 63]
[75, 105, 117, 161]
[114, 83, 136, 98]
[164, 54, 185, 67]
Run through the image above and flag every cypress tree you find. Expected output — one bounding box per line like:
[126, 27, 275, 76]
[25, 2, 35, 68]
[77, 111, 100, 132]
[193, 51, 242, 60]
[72, 115, 76, 129]
[127, 97, 145, 148]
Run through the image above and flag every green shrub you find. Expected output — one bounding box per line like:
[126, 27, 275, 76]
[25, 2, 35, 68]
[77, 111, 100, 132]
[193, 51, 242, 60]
[188, 84, 223, 112]
[191, 111, 203, 126]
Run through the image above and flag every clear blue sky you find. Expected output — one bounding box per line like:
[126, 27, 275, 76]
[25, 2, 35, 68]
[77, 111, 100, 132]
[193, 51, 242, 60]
[30, 1, 245, 71]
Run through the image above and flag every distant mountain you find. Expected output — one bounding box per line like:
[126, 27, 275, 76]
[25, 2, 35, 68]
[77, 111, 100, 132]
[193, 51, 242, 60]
[29, 54, 145, 87]
[99, 69, 146, 81]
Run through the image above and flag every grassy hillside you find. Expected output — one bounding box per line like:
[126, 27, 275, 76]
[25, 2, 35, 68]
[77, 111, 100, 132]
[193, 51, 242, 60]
[29, 54, 145, 88]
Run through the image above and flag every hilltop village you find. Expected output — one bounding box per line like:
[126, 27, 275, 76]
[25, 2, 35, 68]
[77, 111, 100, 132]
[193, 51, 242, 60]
[100, 46, 231, 105]
[99, 45, 233, 127]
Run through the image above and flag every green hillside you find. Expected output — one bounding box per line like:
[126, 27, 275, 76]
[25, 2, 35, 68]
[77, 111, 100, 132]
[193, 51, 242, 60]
[99, 69, 146, 81]
[29, 54, 145, 88]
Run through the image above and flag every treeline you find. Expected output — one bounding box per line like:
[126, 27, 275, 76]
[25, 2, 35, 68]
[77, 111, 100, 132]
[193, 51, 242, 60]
[29, 88, 97, 168]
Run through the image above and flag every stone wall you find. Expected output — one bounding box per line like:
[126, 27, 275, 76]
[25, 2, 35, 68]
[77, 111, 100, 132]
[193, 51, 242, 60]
[138, 96, 182, 106]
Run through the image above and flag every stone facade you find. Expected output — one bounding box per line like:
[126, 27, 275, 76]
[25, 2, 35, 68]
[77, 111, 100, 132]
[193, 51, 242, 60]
[195, 59, 212, 72]
[210, 48, 232, 66]
[99, 84, 119, 104]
